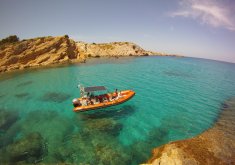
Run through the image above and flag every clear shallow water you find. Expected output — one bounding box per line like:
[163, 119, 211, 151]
[0, 56, 235, 164]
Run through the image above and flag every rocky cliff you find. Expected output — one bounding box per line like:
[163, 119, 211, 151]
[0, 35, 80, 73]
[76, 41, 164, 57]
[147, 98, 235, 165]
[0, 35, 167, 73]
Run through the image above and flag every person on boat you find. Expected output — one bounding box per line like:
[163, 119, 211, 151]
[81, 98, 87, 106]
[112, 89, 118, 99]
[90, 92, 94, 98]
[105, 94, 110, 101]
[87, 97, 94, 105]
[95, 96, 99, 103]
[118, 91, 122, 98]
[107, 93, 113, 101]
[115, 89, 118, 96]
[86, 98, 92, 105]
[98, 95, 103, 103]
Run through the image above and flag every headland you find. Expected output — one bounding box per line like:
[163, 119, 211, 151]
[0, 35, 178, 73]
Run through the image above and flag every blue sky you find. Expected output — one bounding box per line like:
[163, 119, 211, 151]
[0, 0, 235, 63]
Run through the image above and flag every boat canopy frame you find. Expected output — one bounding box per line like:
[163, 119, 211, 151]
[78, 84, 107, 98]
[84, 86, 107, 92]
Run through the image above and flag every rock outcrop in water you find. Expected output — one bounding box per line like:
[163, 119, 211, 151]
[0, 35, 170, 73]
[147, 98, 235, 165]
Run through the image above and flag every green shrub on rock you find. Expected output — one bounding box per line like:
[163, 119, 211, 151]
[0, 35, 19, 46]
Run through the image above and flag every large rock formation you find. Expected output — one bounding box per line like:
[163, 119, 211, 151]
[0, 35, 80, 73]
[0, 35, 168, 73]
[146, 98, 235, 165]
[76, 41, 163, 57]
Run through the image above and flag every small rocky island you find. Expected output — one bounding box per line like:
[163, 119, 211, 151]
[0, 35, 171, 73]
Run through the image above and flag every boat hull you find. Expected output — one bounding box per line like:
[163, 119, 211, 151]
[73, 90, 135, 112]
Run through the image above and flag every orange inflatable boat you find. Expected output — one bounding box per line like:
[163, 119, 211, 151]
[72, 85, 135, 112]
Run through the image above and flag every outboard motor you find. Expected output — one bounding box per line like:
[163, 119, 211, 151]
[72, 98, 81, 107]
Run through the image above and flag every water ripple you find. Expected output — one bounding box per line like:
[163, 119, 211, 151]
[0, 57, 235, 164]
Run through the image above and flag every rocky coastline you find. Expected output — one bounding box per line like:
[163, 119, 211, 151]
[146, 97, 235, 165]
[0, 35, 177, 73]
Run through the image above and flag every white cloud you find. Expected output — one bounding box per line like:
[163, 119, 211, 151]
[169, 0, 235, 31]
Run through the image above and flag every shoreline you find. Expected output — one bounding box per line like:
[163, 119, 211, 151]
[0, 55, 180, 75]
[146, 97, 235, 164]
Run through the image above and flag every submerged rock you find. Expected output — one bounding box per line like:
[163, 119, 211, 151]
[0, 94, 5, 98]
[40, 92, 71, 103]
[94, 142, 130, 165]
[55, 131, 130, 164]
[163, 70, 192, 78]
[130, 127, 170, 164]
[80, 105, 136, 120]
[52, 116, 129, 164]
[14, 92, 30, 98]
[20, 110, 74, 163]
[16, 80, 33, 87]
[0, 123, 21, 148]
[5, 132, 46, 163]
[83, 118, 123, 136]
[0, 109, 19, 131]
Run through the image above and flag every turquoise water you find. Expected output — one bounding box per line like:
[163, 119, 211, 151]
[0, 56, 235, 164]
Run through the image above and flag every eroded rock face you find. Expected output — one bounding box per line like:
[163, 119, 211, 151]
[147, 98, 235, 165]
[0, 35, 80, 73]
[76, 41, 162, 57]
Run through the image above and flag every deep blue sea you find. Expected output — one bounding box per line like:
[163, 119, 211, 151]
[0, 56, 235, 164]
